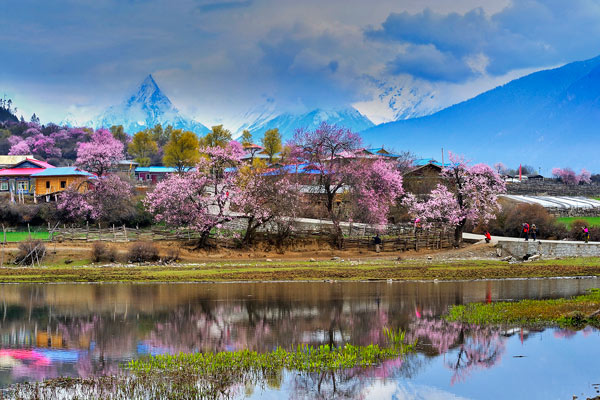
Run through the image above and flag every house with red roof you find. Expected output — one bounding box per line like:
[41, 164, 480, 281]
[0, 158, 55, 195]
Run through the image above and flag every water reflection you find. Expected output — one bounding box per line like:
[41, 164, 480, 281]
[0, 279, 599, 399]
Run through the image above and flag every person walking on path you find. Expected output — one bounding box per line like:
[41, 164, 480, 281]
[522, 223, 530, 241]
[373, 234, 382, 253]
[531, 224, 537, 241]
[583, 226, 590, 243]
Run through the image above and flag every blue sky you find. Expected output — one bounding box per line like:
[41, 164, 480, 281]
[2, 0, 600, 127]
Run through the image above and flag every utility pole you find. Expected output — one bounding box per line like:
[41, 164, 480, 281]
[441, 147, 444, 166]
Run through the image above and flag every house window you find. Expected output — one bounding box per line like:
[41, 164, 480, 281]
[0, 181, 7, 191]
[17, 181, 28, 191]
[46, 181, 51, 189]
[60, 181, 66, 189]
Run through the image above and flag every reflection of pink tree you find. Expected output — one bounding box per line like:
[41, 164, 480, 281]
[447, 327, 504, 385]
[407, 311, 505, 385]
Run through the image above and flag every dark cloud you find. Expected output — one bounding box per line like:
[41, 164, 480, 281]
[387, 45, 474, 82]
[366, 0, 600, 81]
[196, 0, 253, 12]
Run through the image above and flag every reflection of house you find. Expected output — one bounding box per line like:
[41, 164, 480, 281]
[0, 158, 55, 195]
[135, 166, 179, 183]
[31, 167, 95, 197]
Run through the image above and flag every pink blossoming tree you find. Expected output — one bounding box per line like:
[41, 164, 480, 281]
[144, 143, 244, 247]
[76, 129, 124, 176]
[347, 158, 404, 226]
[552, 167, 591, 185]
[8, 140, 31, 155]
[404, 153, 506, 245]
[56, 175, 135, 225]
[233, 166, 300, 246]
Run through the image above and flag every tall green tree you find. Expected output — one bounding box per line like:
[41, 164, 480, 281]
[163, 129, 200, 172]
[262, 128, 282, 164]
[201, 125, 232, 147]
[241, 130, 252, 146]
[129, 130, 159, 167]
[151, 124, 171, 147]
[110, 125, 129, 146]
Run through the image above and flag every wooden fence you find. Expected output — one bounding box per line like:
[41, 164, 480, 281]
[48, 222, 455, 252]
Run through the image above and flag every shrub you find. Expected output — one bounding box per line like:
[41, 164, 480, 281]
[163, 248, 180, 263]
[487, 201, 568, 240]
[91, 242, 117, 263]
[128, 242, 159, 263]
[14, 239, 46, 266]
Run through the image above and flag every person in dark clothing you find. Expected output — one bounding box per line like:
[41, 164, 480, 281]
[583, 226, 590, 243]
[531, 224, 537, 241]
[373, 234, 382, 253]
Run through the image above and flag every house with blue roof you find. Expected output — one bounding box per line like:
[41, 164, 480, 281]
[135, 166, 191, 183]
[31, 167, 95, 197]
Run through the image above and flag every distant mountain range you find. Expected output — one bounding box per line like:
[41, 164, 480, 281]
[239, 107, 374, 142]
[63, 75, 374, 141]
[92, 75, 210, 134]
[362, 55, 600, 171]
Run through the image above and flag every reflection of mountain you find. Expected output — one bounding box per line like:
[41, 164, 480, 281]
[94, 75, 210, 135]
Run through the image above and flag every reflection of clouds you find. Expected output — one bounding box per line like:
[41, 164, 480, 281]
[363, 380, 472, 400]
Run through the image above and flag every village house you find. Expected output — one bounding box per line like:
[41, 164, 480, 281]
[135, 166, 180, 183]
[402, 159, 446, 195]
[0, 158, 55, 196]
[31, 167, 95, 199]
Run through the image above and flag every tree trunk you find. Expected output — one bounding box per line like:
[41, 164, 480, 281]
[454, 222, 465, 247]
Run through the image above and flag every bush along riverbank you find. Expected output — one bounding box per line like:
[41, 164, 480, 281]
[446, 288, 600, 328]
[3, 330, 414, 399]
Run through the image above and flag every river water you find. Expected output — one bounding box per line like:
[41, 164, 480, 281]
[0, 279, 599, 399]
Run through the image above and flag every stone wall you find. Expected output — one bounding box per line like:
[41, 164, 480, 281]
[497, 240, 600, 259]
[543, 207, 600, 217]
[506, 181, 600, 196]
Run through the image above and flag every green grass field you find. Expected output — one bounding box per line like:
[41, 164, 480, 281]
[2, 231, 49, 242]
[556, 216, 600, 228]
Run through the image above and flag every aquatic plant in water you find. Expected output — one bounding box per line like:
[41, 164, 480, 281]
[3, 333, 415, 400]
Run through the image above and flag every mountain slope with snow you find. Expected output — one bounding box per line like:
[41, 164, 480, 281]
[94, 75, 209, 135]
[361, 54, 600, 171]
[242, 107, 374, 141]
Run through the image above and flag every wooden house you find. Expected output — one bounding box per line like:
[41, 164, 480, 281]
[31, 167, 95, 197]
[0, 158, 55, 195]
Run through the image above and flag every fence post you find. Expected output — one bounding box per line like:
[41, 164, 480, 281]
[27, 223, 31, 240]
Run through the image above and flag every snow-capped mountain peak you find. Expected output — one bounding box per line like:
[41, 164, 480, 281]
[93, 75, 209, 135]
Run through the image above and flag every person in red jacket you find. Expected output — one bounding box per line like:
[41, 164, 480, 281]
[484, 231, 492, 243]
[522, 223, 529, 241]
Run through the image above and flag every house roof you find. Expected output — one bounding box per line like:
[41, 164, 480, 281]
[135, 166, 181, 173]
[0, 155, 33, 166]
[412, 158, 448, 167]
[263, 163, 321, 175]
[31, 167, 94, 177]
[25, 158, 55, 169]
[0, 168, 43, 177]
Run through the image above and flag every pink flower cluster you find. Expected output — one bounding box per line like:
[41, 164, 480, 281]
[552, 167, 591, 185]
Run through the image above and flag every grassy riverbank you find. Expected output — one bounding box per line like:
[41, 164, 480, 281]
[447, 289, 600, 327]
[1, 257, 600, 282]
